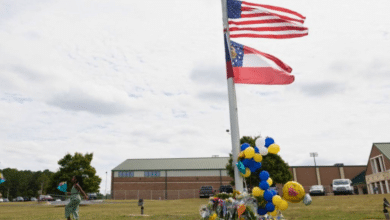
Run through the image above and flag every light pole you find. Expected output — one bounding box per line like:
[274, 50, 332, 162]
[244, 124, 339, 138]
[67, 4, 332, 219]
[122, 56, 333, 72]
[105, 171, 107, 200]
[310, 152, 318, 167]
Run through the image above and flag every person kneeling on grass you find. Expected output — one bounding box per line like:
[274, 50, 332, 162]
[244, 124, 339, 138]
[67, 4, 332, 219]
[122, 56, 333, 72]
[65, 176, 88, 220]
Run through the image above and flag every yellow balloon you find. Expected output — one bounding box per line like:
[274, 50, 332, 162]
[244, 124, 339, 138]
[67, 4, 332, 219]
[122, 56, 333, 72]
[278, 200, 288, 211]
[252, 187, 263, 197]
[282, 181, 305, 203]
[267, 178, 273, 186]
[244, 147, 255, 158]
[209, 213, 217, 220]
[259, 189, 264, 196]
[238, 152, 245, 158]
[272, 195, 283, 206]
[253, 154, 263, 162]
[269, 209, 278, 217]
[268, 144, 280, 154]
[240, 168, 251, 177]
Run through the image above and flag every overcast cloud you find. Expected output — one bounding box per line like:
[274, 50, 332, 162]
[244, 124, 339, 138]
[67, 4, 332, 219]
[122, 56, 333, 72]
[1, 0, 389, 194]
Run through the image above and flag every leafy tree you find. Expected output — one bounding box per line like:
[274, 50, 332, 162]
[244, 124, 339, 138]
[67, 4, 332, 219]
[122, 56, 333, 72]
[0, 168, 55, 199]
[226, 135, 293, 188]
[48, 152, 102, 194]
[19, 170, 33, 197]
[35, 169, 54, 196]
[0, 168, 20, 200]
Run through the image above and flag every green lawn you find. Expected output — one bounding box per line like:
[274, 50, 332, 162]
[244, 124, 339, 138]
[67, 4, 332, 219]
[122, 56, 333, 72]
[0, 194, 388, 220]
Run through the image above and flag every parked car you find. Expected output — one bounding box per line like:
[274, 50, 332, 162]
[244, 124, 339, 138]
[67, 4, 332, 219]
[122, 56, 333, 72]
[0, 198, 3, 202]
[332, 179, 353, 195]
[309, 185, 326, 196]
[16, 197, 24, 202]
[218, 185, 233, 193]
[199, 186, 215, 198]
[39, 195, 54, 201]
[12, 198, 17, 202]
[23, 197, 30, 201]
[88, 193, 97, 200]
[3, 198, 9, 202]
[55, 199, 61, 202]
[30, 197, 37, 201]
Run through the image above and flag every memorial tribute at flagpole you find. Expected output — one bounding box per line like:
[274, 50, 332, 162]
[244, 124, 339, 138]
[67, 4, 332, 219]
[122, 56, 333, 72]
[199, 0, 311, 219]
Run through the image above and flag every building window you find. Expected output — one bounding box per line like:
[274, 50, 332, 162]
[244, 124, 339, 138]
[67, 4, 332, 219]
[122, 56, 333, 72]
[144, 171, 160, 177]
[371, 155, 386, 174]
[371, 159, 377, 174]
[119, 171, 134, 177]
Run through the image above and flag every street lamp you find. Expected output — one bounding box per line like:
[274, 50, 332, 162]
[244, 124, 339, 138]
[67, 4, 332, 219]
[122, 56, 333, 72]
[105, 171, 107, 200]
[310, 152, 318, 167]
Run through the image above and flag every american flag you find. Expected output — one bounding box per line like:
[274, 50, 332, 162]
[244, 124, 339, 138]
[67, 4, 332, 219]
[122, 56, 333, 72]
[227, 0, 308, 39]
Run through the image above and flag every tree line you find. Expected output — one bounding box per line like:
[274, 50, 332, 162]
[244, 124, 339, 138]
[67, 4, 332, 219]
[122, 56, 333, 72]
[0, 152, 102, 200]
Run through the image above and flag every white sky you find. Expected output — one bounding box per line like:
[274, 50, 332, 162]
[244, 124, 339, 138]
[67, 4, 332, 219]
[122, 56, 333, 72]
[1, 0, 389, 194]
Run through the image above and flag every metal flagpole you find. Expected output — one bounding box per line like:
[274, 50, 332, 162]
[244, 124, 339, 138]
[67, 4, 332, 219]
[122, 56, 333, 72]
[221, 0, 244, 192]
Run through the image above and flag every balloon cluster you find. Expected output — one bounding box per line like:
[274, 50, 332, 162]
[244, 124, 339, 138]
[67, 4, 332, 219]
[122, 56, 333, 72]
[0, 172, 5, 185]
[236, 137, 311, 218]
[236, 137, 280, 179]
[200, 136, 312, 219]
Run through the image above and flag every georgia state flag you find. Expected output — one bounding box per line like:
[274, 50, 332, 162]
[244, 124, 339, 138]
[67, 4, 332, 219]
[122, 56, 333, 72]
[225, 34, 294, 85]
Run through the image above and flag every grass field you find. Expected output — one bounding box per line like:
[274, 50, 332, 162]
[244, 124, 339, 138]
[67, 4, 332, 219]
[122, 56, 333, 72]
[0, 194, 388, 220]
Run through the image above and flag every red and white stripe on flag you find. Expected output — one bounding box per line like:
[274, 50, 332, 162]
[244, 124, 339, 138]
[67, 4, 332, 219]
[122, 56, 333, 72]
[230, 40, 294, 84]
[228, 0, 308, 39]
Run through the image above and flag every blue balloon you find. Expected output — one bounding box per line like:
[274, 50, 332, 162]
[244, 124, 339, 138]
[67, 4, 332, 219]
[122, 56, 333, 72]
[249, 164, 257, 173]
[252, 162, 262, 172]
[242, 159, 251, 167]
[263, 190, 274, 202]
[259, 171, 270, 181]
[246, 159, 258, 173]
[259, 181, 269, 190]
[254, 146, 259, 153]
[265, 202, 275, 212]
[265, 137, 274, 148]
[257, 207, 268, 215]
[240, 143, 250, 151]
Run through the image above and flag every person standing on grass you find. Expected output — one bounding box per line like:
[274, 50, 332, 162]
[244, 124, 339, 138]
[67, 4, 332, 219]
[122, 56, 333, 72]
[65, 176, 88, 220]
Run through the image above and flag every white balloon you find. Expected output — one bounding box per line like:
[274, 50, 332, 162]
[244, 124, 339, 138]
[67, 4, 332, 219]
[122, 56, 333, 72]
[255, 137, 265, 147]
[303, 194, 312, 206]
[259, 146, 268, 156]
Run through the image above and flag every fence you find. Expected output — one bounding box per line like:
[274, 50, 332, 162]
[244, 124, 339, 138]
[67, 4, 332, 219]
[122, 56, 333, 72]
[47, 194, 107, 201]
[114, 185, 369, 200]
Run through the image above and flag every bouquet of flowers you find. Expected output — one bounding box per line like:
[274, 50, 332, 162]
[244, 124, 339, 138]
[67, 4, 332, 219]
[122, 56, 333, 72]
[57, 181, 67, 193]
[0, 172, 5, 184]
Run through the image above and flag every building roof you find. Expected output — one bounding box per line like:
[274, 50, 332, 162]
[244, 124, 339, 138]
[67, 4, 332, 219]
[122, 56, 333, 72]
[374, 143, 390, 160]
[112, 157, 230, 171]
